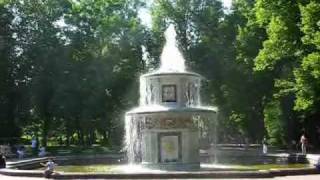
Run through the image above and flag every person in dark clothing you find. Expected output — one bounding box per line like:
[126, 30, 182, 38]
[0, 153, 6, 168]
[315, 157, 320, 171]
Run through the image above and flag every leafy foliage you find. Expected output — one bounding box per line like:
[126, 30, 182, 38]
[294, 1, 320, 112]
[263, 100, 286, 145]
[1, 0, 320, 148]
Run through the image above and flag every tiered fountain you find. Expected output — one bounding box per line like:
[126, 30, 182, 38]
[0, 25, 313, 180]
[125, 25, 217, 170]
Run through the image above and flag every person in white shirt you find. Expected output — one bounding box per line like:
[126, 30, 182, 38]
[41, 159, 56, 178]
[17, 147, 25, 159]
[300, 134, 307, 155]
[262, 137, 268, 155]
[31, 138, 37, 155]
[38, 147, 47, 157]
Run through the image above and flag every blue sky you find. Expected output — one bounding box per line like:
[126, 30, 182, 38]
[139, 0, 232, 27]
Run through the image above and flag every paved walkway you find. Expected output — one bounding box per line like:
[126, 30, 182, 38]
[1, 174, 320, 179]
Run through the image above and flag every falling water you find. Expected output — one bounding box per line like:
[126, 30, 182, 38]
[125, 115, 141, 163]
[139, 76, 146, 106]
[127, 25, 187, 164]
[159, 24, 186, 72]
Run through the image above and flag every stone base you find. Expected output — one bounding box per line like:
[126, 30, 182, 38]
[141, 129, 200, 166]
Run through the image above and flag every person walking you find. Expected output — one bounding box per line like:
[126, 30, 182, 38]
[0, 154, 6, 169]
[38, 147, 47, 157]
[17, 146, 25, 159]
[262, 137, 268, 155]
[315, 157, 320, 171]
[300, 134, 308, 155]
[31, 137, 37, 155]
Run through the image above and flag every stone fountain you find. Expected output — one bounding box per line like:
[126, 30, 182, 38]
[125, 25, 217, 170]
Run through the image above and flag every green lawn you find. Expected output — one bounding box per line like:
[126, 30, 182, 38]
[45, 145, 119, 156]
[53, 164, 118, 173]
[222, 163, 312, 171]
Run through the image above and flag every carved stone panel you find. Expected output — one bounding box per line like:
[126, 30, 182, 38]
[158, 132, 182, 163]
[141, 117, 196, 130]
[162, 85, 177, 102]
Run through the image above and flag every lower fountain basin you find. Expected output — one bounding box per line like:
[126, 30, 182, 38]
[126, 105, 217, 115]
[1, 150, 319, 179]
[125, 107, 217, 169]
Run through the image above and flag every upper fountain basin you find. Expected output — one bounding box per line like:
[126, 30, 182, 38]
[141, 70, 203, 79]
[139, 70, 204, 108]
[126, 105, 217, 115]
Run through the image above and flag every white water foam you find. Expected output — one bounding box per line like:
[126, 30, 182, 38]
[159, 24, 186, 72]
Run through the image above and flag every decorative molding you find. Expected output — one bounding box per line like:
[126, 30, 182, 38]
[142, 117, 196, 129]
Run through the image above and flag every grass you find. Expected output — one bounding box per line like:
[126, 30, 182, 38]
[224, 163, 312, 171]
[54, 164, 118, 173]
[45, 145, 118, 156]
[246, 163, 311, 170]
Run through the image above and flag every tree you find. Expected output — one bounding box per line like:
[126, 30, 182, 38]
[295, 1, 320, 112]
[292, 1, 320, 145]
[9, 0, 72, 146]
[51, 0, 147, 146]
[0, 0, 22, 143]
[150, 0, 268, 142]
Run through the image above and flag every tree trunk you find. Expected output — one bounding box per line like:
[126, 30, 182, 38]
[90, 130, 95, 145]
[103, 131, 108, 141]
[66, 131, 70, 147]
[66, 121, 72, 147]
[78, 130, 84, 146]
[41, 117, 50, 147]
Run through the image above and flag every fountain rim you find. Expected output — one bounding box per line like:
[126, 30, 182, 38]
[141, 70, 203, 79]
[1, 155, 317, 179]
[126, 106, 218, 115]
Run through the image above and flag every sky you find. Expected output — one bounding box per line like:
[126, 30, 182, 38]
[224, 0, 232, 8]
[138, 0, 232, 27]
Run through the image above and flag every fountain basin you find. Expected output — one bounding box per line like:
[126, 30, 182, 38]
[1, 153, 318, 179]
[141, 71, 203, 78]
[126, 108, 217, 170]
[139, 71, 203, 107]
[126, 105, 217, 115]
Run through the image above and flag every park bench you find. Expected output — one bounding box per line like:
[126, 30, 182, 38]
[6, 157, 52, 169]
[0, 145, 16, 158]
[0, 145, 33, 159]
